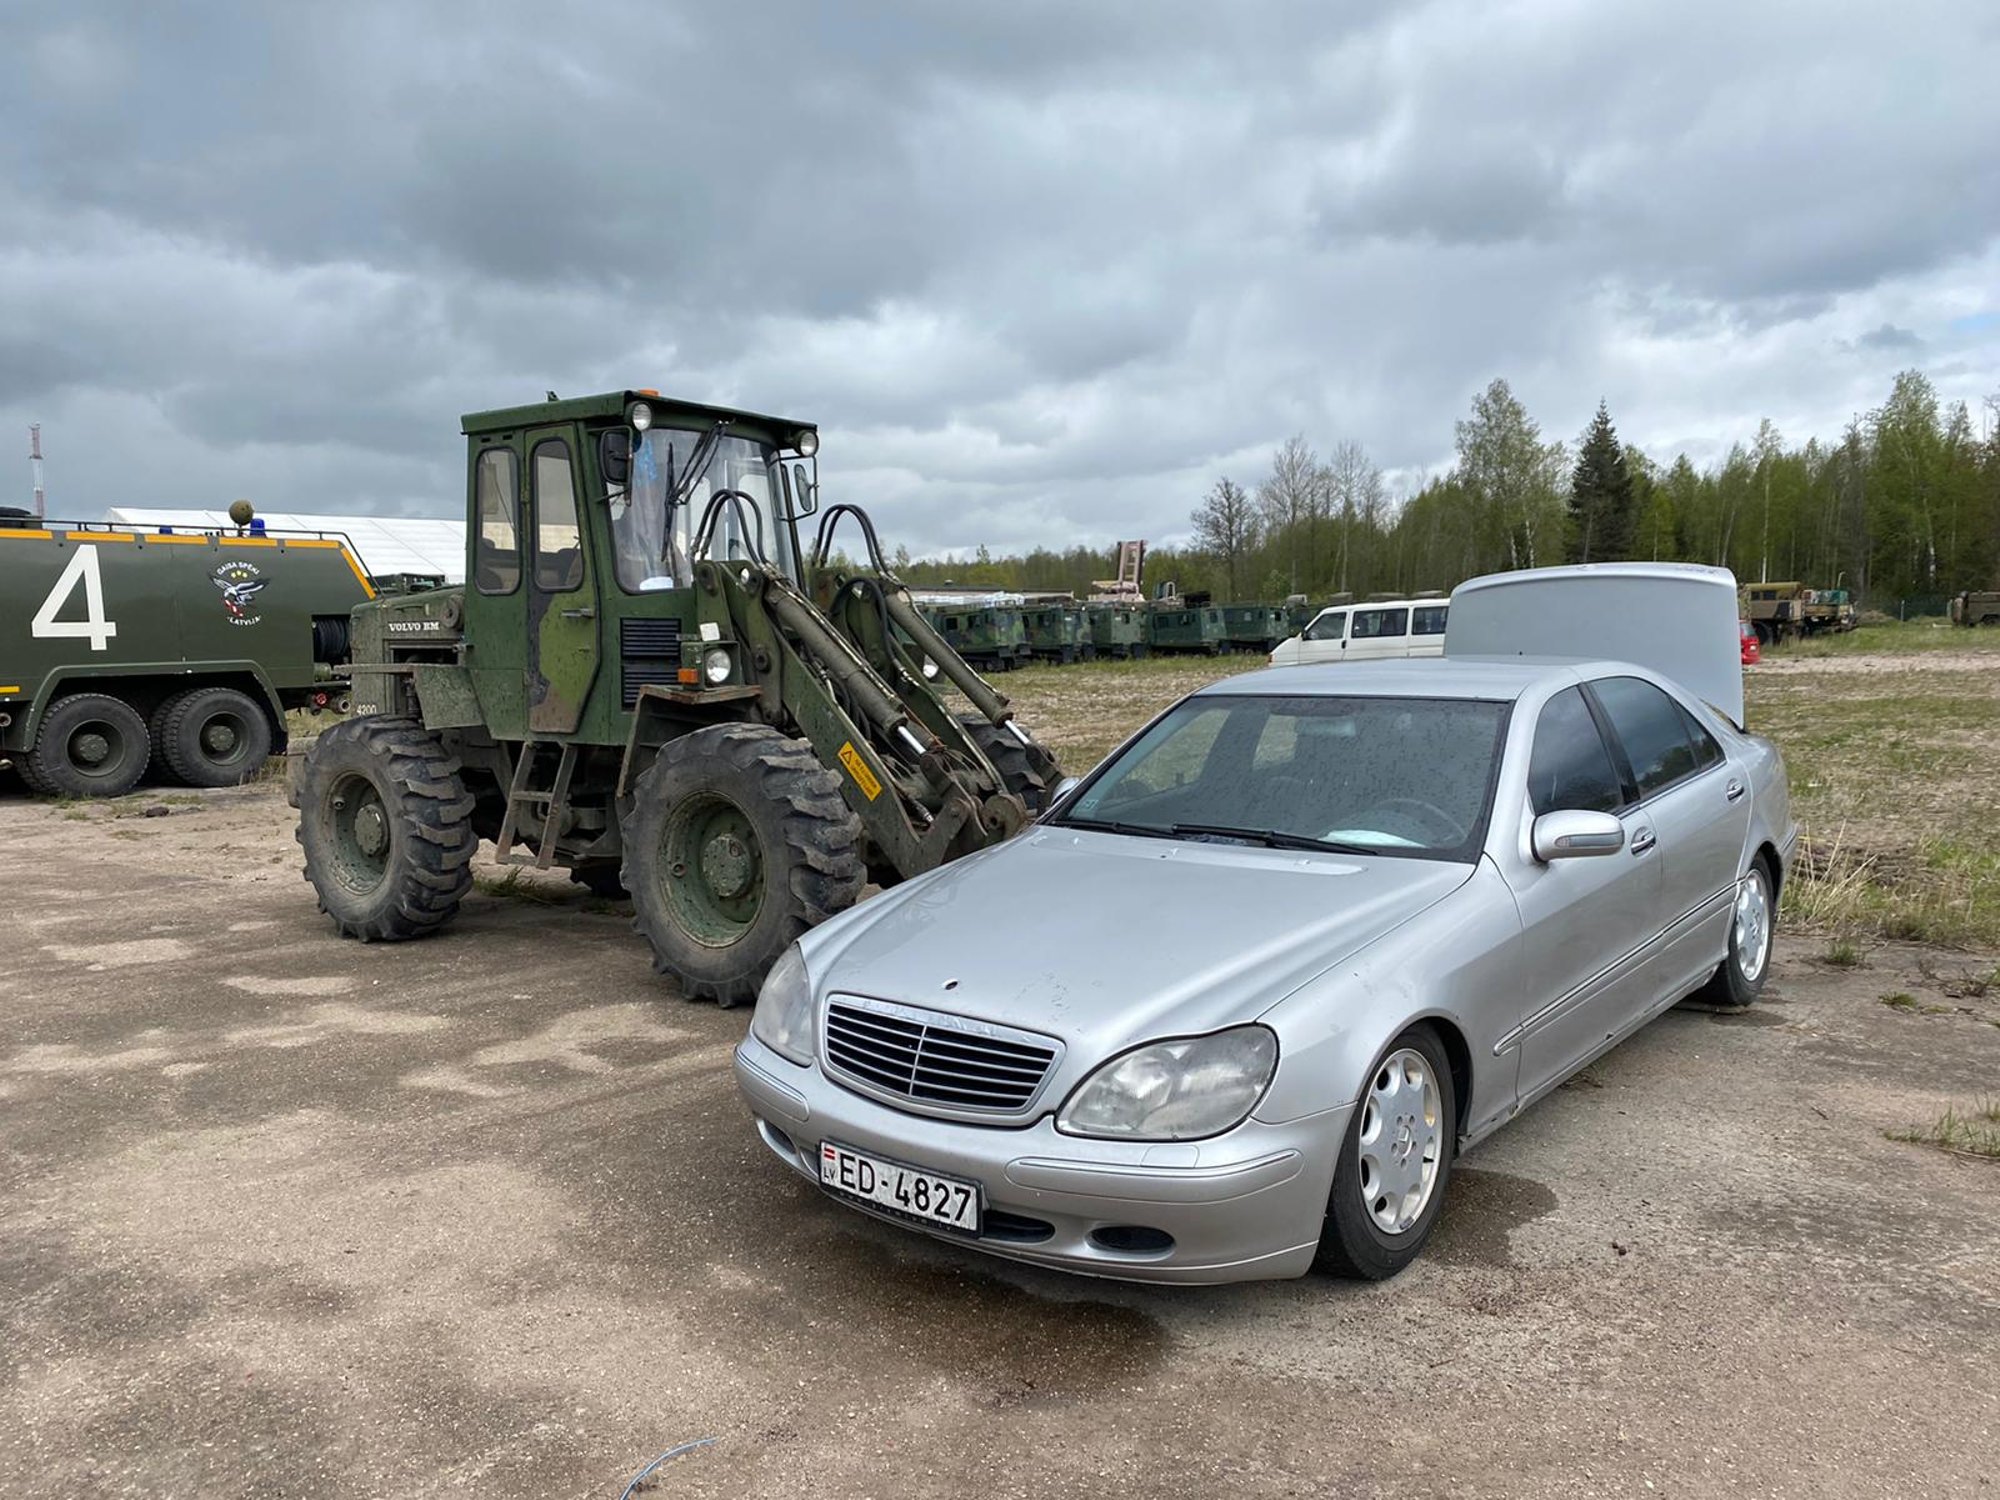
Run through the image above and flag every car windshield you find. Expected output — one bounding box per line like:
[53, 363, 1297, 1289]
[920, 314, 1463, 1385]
[611, 428, 797, 590]
[1055, 694, 1509, 860]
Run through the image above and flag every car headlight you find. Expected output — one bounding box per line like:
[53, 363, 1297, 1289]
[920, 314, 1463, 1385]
[702, 646, 732, 684]
[750, 945, 814, 1066]
[1056, 1025, 1278, 1140]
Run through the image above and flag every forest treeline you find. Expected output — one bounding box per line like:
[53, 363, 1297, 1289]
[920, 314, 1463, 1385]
[894, 369, 2000, 610]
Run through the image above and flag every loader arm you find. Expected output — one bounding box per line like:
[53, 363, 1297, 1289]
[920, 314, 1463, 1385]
[694, 558, 1031, 881]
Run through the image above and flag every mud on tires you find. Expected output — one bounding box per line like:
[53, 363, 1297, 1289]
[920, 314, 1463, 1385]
[623, 723, 864, 1007]
[295, 715, 476, 941]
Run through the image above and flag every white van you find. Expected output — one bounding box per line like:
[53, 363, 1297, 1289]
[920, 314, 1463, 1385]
[1267, 598, 1449, 666]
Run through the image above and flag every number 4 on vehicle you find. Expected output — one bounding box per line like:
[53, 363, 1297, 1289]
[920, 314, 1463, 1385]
[30, 545, 118, 652]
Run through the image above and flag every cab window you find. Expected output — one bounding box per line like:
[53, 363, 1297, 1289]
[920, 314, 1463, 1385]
[1527, 687, 1625, 815]
[1304, 610, 1348, 642]
[533, 440, 583, 591]
[473, 447, 520, 595]
[1412, 605, 1449, 636]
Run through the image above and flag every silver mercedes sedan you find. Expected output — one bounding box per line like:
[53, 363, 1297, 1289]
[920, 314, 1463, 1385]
[734, 576, 1796, 1284]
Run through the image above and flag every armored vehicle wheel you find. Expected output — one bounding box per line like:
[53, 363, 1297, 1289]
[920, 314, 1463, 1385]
[156, 686, 273, 788]
[623, 723, 864, 1007]
[956, 713, 1052, 814]
[24, 693, 150, 798]
[295, 716, 476, 941]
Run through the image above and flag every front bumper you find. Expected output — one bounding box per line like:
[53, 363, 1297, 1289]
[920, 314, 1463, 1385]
[733, 1033, 1347, 1285]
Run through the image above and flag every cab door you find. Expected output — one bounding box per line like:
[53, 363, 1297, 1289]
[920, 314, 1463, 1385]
[525, 430, 600, 735]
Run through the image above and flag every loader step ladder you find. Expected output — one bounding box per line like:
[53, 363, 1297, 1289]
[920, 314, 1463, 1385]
[495, 739, 578, 870]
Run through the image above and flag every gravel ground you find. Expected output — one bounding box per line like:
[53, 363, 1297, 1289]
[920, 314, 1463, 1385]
[2, 771, 1997, 1499]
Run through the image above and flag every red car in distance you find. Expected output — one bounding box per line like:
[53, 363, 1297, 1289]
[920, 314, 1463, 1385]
[1740, 618, 1761, 665]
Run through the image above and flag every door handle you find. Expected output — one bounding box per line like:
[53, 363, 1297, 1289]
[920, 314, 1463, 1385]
[560, 607, 596, 620]
[1629, 826, 1657, 855]
[1725, 778, 1746, 803]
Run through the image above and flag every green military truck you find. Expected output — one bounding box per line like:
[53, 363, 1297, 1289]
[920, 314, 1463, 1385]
[1086, 601, 1148, 659]
[0, 506, 371, 796]
[293, 391, 1060, 1005]
[1951, 591, 2000, 627]
[1221, 603, 1289, 654]
[925, 601, 1030, 672]
[1148, 593, 1229, 654]
[1022, 601, 1091, 664]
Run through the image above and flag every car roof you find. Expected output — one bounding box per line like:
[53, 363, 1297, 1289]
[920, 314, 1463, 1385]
[1195, 657, 1599, 702]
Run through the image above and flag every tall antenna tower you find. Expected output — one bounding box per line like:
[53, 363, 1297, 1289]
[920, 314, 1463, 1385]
[29, 424, 45, 519]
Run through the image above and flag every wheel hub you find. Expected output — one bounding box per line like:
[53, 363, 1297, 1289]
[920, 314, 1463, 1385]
[201, 719, 240, 755]
[72, 731, 111, 767]
[353, 803, 389, 857]
[1356, 1049, 1443, 1235]
[701, 832, 754, 899]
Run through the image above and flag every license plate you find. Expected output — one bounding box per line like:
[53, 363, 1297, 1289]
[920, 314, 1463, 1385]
[819, 1141, 981, 1234]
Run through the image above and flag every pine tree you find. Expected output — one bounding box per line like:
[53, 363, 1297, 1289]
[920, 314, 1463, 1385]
[1568, 401, 1635, 563]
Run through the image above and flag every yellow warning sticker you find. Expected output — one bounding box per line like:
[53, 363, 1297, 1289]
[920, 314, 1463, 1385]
[838, 741, 883, 801]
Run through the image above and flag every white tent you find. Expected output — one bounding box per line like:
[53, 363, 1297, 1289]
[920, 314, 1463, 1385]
[105, 509, 467, 584]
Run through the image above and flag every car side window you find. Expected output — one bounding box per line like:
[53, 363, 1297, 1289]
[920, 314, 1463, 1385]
[473, 447, 520, 596]
[1351, 607, 1409, 639]
[1304, 610, 1348, 641]
[532, 440, 584, 592]
[1675, 702, 1725, 770]
[1591, 676, 1701, 796]
[1527, 687, 1626, 816]
[1411, 605, 1448, 636]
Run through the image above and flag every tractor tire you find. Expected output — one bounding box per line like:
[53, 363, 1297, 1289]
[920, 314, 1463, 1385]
[295, 715, 476, 942]
[623, 723, 865, 1007]
[957, 713, 1053, 814]
[23, 693, 150, 798]
[156, 686, 273, 788]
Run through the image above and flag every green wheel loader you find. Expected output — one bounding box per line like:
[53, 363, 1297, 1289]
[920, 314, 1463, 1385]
[293, 391, 1061, 1005]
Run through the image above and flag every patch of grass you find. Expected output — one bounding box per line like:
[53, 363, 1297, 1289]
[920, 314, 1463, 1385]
[1782, 619, 2000, 659]
[1821, 937, 1863, 968]
[1885, 1099, 2000, 1160]
[1880, 992, 1921, 1012]
[473, 867, 567, 906]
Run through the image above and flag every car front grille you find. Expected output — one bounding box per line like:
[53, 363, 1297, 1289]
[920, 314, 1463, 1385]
[823, 997, 1060, 1116]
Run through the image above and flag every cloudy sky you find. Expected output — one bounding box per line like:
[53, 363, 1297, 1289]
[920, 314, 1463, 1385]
[4, 1, 1997, 556]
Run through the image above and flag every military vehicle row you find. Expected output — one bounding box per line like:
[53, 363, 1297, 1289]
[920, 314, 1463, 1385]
[1, 504, 374, 796]
[918, 592, 1307, 666]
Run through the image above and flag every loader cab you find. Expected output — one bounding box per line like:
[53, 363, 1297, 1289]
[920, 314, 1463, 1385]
[458, 391, 819, 742]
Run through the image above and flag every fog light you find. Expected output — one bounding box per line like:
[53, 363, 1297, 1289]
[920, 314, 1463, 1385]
[630, 401, 653, 432]
[703, 646, 732, 684]
[795, 428, 819, 456]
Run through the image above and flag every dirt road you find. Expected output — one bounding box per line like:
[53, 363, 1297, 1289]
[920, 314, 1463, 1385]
[2, 783, 1997, 1499]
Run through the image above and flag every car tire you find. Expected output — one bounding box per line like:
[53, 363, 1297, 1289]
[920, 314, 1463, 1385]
[1313, 1023, 1457, 1281]
[1696, 859, 1775, 1009]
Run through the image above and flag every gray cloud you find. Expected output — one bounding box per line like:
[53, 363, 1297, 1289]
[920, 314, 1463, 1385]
[2, 0, 1996, 555]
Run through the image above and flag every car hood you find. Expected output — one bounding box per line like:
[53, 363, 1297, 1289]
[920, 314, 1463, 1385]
[801, 827, 1474, 1055]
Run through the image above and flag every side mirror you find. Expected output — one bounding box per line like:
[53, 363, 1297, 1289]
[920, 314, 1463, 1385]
[1051, 775, 1083, 803]
[599, 429, 632, 488]
[1532, 809, 1625, 862]
[791, 461, 817, 516]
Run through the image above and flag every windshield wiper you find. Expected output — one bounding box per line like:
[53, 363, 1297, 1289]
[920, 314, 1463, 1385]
[1052, 816, 1181, 841]
[1167, 823, 1375, 855]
